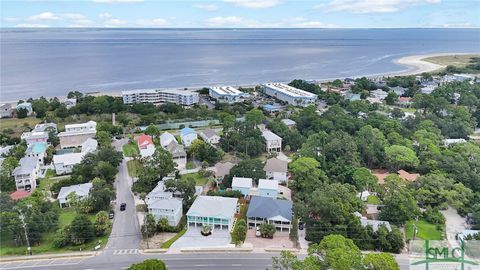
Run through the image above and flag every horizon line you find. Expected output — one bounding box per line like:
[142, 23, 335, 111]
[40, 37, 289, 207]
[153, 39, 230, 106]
[1, 26, 480, 30]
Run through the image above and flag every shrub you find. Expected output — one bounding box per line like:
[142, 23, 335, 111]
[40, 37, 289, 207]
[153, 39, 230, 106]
[423, 207, 445, 225]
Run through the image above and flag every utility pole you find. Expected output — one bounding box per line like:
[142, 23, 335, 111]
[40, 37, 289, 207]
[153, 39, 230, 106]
[18, 210, 32, 255]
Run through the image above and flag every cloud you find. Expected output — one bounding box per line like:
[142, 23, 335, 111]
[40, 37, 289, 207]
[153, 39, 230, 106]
[292, 21, 337, 28]
[62, 13, 86, 20]
[193, 4, 219, 11]
[224, 0, 282, 9]
[28, 12, 60, 21]
[92, 0, 143, 3]
[99, 13, 113, 19]
[27, 12, 88, 22]
[206, 16, 244, 26]
[136, 18, 171, 27]
[104, 18, 128, 27]
[317, 0, 441, 14]
[16, 23, 50, 28]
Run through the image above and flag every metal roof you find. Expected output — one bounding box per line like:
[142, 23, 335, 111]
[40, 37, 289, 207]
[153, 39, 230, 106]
[247, 196, 292, 221]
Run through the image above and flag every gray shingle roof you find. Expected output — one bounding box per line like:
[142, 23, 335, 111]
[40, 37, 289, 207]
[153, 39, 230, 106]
[360, 219, 391, 232]
[148, 198, 182, 211]
[12, 157, 38, 176]
[58, 182, 93, 200]
[247, 196, 292, 222]
[199, 129, 218, 139]
[263, 158, 288, 173]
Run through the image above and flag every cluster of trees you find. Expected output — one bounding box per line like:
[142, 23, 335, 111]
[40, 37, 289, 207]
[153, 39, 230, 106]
[288, 79, 343, 104]
[442, 57, 480, 74]
[20, 90, 256, 129]
[0, 193, 59, 246]
[51, 146, 122, 194]
[221, 159, 266, 189]
[219, 109, 266, 157]
[54, 211, 110, 247]
[189, 139, 224, 165]
[287, 78, 480, 249]
[141, 214, 185, 240]
[132, 148, 176, 193]
[272, 234, 400, 270]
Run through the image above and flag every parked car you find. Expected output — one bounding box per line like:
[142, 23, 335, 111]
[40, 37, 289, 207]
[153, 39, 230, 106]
[109, 210, 115, 219]
[120, 203, 126, 211]
[255, 226, 261, 237]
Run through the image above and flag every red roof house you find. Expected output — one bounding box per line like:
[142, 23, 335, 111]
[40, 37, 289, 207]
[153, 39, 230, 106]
[137, 134, 155, 158]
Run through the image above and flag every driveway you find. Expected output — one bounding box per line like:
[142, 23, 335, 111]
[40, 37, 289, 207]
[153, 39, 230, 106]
[441, 207, 467, 249]
[171, 226, 232, 248]
[244, 229, 294, 249]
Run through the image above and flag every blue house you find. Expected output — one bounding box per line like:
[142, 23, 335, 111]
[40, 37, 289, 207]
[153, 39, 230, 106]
[180, 127, 197, 147]
[231, 177, 253, 196]
[258, 179, 278, 198]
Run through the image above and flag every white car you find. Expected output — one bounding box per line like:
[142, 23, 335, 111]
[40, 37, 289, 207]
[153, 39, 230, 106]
[255, 226, 261, 237]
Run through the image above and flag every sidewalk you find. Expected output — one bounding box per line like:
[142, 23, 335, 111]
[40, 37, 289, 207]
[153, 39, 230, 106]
[0, 251, 99, 263]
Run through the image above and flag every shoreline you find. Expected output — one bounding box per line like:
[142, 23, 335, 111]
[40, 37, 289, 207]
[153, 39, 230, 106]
[391, 52, 474, 76]
[1, 52, 477, 105]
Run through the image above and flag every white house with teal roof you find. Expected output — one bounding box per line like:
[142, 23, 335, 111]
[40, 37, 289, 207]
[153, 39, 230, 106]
[187, 196, 238, 231]
[180, 127, 197, 147]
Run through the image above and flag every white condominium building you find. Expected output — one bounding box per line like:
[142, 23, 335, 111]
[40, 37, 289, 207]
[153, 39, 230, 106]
[262, 83, 317, 107]
[122, 89, 199, 106]
[209, 86, 248, 104]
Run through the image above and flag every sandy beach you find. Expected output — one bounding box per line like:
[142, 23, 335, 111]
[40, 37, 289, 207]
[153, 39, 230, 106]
[392, 52, 473, 76]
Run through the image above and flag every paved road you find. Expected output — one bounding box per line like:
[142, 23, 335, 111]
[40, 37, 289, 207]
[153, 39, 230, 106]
[105, 139, 141, 252]
[0, 252, 413, 270]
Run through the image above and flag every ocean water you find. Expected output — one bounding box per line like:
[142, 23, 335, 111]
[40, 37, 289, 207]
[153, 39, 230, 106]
[1, 28, 479, 101]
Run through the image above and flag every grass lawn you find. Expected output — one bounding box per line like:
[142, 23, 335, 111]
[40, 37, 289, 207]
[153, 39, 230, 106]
[127, 160, 142, 177]
[37, 170, 66, 194]
[186, 161, 196, 170]
[401, 107, 416, 113]
[181, 173, 209, 186]
[367, 195, 381, 204]
[405, 220, 444, 240]
[122, 142, 139, 157]
[423, 54, 480, 67]
[161, 227, 187, 248]
[0, 208, 108, 256]
[0, 117, 41, 130]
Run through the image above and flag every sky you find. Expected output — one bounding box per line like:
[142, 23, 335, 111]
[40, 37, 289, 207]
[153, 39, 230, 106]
[1, 0, 479, 28]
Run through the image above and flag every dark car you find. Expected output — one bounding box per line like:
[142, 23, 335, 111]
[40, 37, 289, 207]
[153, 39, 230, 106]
[120, 203, 126, 211]
[109, 211, 115, 219]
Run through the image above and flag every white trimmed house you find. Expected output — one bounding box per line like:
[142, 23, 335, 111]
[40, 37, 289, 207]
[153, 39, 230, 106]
[148, 198, 183, 227]
[247, 196, 293, 232]
[57, 183, 93, 208]
[186, 196, 238, 231]
[262, 130, 282, 152]
[199, 129, 220, 145]
[12, 157, 40, 191]
[263, 158, 288, 183]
